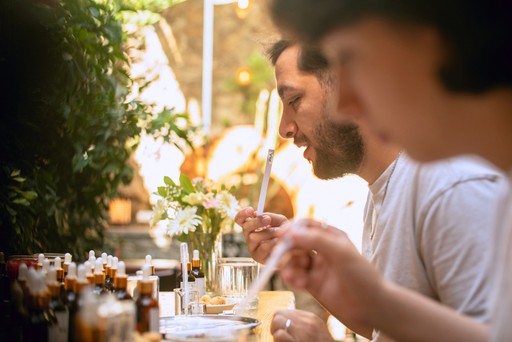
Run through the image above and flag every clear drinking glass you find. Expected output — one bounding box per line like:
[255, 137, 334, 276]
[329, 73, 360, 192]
[216, 257, 260, 310]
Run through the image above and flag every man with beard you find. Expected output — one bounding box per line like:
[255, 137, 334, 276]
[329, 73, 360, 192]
[234, 40, 501, 341]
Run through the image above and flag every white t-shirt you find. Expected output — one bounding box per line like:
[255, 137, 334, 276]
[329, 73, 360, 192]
[362, 154, 503, 342]
[490, 171, 512, 341]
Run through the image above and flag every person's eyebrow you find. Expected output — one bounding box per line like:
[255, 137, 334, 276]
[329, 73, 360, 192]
[277, 84, 297, 98]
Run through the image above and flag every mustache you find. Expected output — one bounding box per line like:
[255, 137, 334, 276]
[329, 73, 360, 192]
[293, 135, 309, 146]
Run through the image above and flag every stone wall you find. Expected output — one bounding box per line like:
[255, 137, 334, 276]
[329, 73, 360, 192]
[158, 0, 279, 135]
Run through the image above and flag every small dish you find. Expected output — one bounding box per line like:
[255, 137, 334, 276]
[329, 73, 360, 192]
[205, 302, 236, 314]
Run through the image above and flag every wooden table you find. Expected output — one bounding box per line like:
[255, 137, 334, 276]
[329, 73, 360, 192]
[159, 290, 296, 341]
[253, 291, 296, 341]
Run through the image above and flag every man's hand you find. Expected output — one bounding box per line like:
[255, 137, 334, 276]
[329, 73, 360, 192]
[234, 207, 288, 263]
[271, 309, 335, 342]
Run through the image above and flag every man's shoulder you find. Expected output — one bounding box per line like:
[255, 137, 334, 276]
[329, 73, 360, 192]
[415, 155, 502, 185]
[403, 155, 503, 202]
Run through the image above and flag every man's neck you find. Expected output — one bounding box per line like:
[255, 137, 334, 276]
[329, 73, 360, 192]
[357, 145, 402, 185]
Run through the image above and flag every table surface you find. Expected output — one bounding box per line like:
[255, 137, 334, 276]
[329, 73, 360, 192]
[159, 290, 296, 341]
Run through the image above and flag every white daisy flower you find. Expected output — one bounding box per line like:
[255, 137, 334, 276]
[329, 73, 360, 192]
[217, 191, 240, 218]
[167, 206, 202, 236]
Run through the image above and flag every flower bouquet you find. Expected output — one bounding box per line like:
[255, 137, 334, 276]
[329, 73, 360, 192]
[150, 173, 240, 291]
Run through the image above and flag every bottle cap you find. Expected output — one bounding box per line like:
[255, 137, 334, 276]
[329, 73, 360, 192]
[89, 250, 95, 258]
[101, 253, 108, 263]
[94, 259, 103, 275]
[107, 255, 113, 267]
[64, 253, 72, 264]
[37, 253, 44, 265]
[193, 250, 199, 261]
[117, 261, 126, 276]
[142, 264, 151, 279]
[68, 262, 77, 277]
[42, 258, 50, 272]
[112, 257, 119, 269]
[84, 261, 92, 275]
[54, 256, 62, 269]
[77, 265, 87, 282]
[145, 254, 152, 265]
[47, 267, 57, 284]
[18, 263, 28, 281]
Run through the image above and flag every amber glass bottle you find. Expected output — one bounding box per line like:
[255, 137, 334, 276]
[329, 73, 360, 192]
[191, 250, 205, 297]
[47, 268, 69, 341]
[113, 261, 131, 301]
[92, 260, 106, 296]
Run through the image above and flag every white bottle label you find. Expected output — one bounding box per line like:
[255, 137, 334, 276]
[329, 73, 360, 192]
[149, 307, 160, 332]
[48, 310, 69, 342]
[180, 281, 196, 292]
[195, 277, 206, 298]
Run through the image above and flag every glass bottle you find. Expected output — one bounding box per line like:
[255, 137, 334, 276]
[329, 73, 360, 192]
[54, 256, 65, 297]
[105, 256, 117, 293]
[191, 249, 206, 297]
[92, 260, 106, 296]
[113, 261, 131, 301]
[136, 265, 159, 334]
[63, 253, 72, 277]
[70, 265, 91, 342]
[24, 268, 57, 342]
[47, 267, 69, 342]
[176, 262, 196, 291]
[145, 254, 160, 301]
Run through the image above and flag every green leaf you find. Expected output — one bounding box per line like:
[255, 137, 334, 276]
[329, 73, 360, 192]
[13, 198, 30, 206]
[179, 174, 194, 194]
[163, 176, 175, 186]
[21, 191, 38, 201]
[157, 186, 167, 197]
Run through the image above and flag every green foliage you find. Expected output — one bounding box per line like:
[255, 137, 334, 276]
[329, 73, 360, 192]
[223, 51, 275, 118]
[0, 0, 194, 259]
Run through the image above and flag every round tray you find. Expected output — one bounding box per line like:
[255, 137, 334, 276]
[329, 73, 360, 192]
[160, 314, 260, 341]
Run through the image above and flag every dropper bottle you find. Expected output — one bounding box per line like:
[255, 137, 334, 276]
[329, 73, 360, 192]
[113, 261, 131, 301]
[92, 259, 106, 295]
[53, 256, 65, 296]
[64, 262, 77, 307]
[191, 249, 205, 297]
[36, 254, 44, 271]
[47, 267, 69, 341]
[63, 253, 72, 277]
[104, 255, 113, 292]
[105, 256, 117, 292]
[136, 265, 159, 334]
[176, 243, 195, 291]
[70, 265, 90, 341]
[84, 261, 94, 285]
[145, 255, 160, 301]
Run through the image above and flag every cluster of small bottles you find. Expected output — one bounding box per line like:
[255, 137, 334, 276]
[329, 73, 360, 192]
[176, 249, 205, 298]
[0, 251, 161, 342]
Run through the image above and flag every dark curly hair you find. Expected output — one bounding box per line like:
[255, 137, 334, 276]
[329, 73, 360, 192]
[269, 0, 512, 93]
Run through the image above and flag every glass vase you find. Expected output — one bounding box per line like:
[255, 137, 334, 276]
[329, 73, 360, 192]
[189, 231, 222, 294]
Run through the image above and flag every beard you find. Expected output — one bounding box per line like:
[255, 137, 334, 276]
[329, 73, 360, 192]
[311, 118, 365, 180]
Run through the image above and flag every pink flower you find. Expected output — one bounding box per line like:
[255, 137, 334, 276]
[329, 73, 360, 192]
[203, 197, 219, 209]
